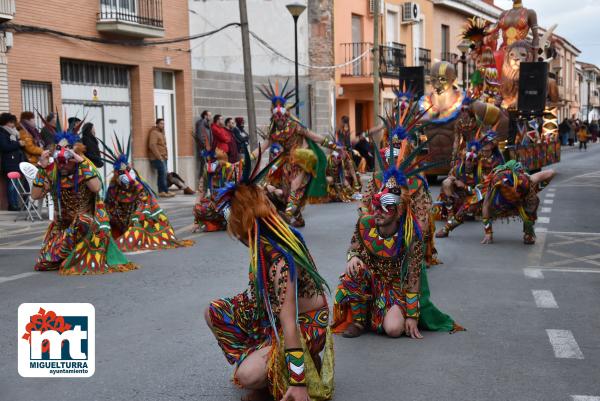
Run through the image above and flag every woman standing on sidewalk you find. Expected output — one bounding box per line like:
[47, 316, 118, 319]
[578, 123, 590, 151]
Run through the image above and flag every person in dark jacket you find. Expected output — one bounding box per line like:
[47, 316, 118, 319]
[40, 112, 57, 149]
[80, 122, 104, 168]
[232, 117, 249, 160]
[0, 113, 25, 210]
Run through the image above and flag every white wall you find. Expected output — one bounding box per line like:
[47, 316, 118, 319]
[188, 0, 309, 77]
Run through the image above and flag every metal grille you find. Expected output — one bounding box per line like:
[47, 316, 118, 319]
[380, 43, 406, 78]
[0, 0, 15, 16]
[99, 0, 163, 28]
[341, 42, 372, 77]
[21, 81, 53, 126]
[417, 48, 431, 75]
[61, 60, 129, 87]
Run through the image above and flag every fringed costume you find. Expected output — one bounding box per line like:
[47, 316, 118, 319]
[193, 149, 242, 232]
[332, 138, 463, 337]
[257, 80, 332, 228]
[325, 147, 360, 203]
[33, 125, 137, 275]
[100, 135, 194, 252]
[206, 147, 334, 401]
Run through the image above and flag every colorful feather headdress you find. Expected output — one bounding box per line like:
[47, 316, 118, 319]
[215, 146, 329, 340]
[462, 17, 489, 44]
[257, 78, 298, 113]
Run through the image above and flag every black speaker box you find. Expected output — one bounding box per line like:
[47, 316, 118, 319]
[399, 66, 425, 100]
[518, 62, 548, 115]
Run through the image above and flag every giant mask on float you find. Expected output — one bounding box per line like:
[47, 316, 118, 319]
[430, 62, 458, 95]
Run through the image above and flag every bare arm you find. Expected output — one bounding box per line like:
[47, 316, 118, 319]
[251, 139, 271, 159]
[528, 9, 539, 50]
[86, 177, 102, 194]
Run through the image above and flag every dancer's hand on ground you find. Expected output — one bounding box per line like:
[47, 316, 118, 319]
[346, 256, 364, 276]
[281, 386, 311, 401]
[405, 318, 423, 339]
[481, 233, 493, 244]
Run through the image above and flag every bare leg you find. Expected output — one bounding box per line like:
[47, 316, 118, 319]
[234, 347, 271, 390]
[383, 305, 406, 338]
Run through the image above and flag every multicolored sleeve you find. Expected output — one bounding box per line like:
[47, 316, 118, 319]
[80, 160, 100, 182]
[33, 167, 49, 188]
[404, 240, 424, 320]
[347, 231, 361, 262]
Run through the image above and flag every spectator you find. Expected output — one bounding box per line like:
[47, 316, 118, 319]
[0, 113, 25, 211]
[195, 110, 213, 178]
[40, 112, 57, 149]
[18, 111, 44, 164]
[589, 120, 599, 143]
[211, 114, 235, 162]
[148, 118, 174, 198]
[224, 117, 239, 162]
[567, 119, 576, 146]
[232, 117, 250, 159]
[80, 122, 104, 168]
[578, 123, 589, 151]
[558, 118, 570, 146]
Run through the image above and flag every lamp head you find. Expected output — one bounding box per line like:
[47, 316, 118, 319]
[286, 2, 306, 18]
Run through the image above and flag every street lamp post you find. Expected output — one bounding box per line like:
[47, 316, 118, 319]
[286, 2, 306, 118]
[457, 39, 471, 92]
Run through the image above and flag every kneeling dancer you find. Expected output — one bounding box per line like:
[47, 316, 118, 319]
[205, 150, 334, 401]
[332, 147, 463, 338]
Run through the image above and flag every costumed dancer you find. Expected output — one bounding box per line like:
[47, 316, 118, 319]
[205, 148, 334, 401]
[361, 90, 441, 266]
[193, 148, 242, 232]
[31, 120, 137, 275]
[325, 145, 360, 203]
[480, 161, 554, 245]
[331, 138, 463, 339]
[99, 135, 194, 252]
[255, 80, 335, 228]
[436, 131, 504, 238]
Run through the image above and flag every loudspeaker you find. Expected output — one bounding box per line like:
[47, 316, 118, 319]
[399, 66, 425, 100]
[518, 62, 548, 115]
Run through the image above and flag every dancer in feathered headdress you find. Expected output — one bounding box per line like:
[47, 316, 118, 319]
[31, 115, 137, 275]
[254, 79, 337, 227]
[205, 146, 334, 401]
[331, 102, 463, 339]
[436, 130, 504, 238]
[99, 134, 193, 251]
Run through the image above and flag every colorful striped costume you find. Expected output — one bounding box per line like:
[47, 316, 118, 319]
[34, 159, 137, 275]
[332, 215, 462, 334]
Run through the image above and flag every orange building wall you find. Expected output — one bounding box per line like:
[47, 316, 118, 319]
[7, 0, 193, 161]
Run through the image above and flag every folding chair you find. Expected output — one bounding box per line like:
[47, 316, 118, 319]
[7, 171, 42, 222]
[20, 162, 53, 221]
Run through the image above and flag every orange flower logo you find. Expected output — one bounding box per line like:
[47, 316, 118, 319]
[22, 308, 72, 353]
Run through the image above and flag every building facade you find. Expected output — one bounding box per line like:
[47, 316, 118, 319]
[333, 0, 499, 135]
[548, 34, 581, 121]
[2, 0, 193, 204]
[188, 0, 335, 137]
[577, 62, 600, 122]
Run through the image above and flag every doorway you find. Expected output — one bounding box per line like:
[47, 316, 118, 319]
[355, 103, 364, 135]
[154, 70, 177, 172]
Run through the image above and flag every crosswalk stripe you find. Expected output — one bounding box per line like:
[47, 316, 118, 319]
[523, 268, 544, 279]
[537, 216, 550, 224]
[544, 199, 554, 204]
[546, 329, 584, 359]
[571, 396, 600, 401]
[532, 290, 558, 308]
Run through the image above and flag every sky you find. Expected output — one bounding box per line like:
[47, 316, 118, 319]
[495, 0, 600, 66]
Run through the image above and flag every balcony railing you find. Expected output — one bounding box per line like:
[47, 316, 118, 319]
[97, 0, 165, 38]
[441, 52, 459, 65]
[0, 0, 15, 22]
[341, 42, 373, 77]
[417, 48, 431, 75]
[380, 43, 407, 78]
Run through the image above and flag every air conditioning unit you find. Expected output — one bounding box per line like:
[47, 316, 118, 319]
[369, 0, 384, 15]
[402, 2, 420, 22]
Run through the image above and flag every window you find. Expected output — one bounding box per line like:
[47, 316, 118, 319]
[21, 81, 53, 127]
[441, 25, 450, 57]
[154, 70, 174, 90]
[386, 10, 399, 44]
[60, 60, 129, 87]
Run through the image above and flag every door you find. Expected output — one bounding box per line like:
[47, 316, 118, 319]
[355, 103, 364, 135]
[413, 21, 423, 65]
[154, 91, 176, 172]
[351, 15, 363, 75]
[386, 10, 399, 45]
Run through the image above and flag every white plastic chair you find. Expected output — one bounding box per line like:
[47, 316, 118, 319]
[19, 162, 51, 221]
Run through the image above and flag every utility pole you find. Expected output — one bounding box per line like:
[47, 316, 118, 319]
[239, 0, 258, 148]
[372, 0, 381, 129]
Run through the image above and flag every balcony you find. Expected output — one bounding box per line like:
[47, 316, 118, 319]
[0, 0, 15, 22]
[416, 48, 431, 75]
[441, 52, 459, 66]
[340, 42, 373, 77]
[380, 43, 407, 79]
[97, 0, 164, 39]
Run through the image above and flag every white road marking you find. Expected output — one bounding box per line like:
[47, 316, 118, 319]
[537, 216, 550, 224]
[532, 290, 559, 308]
[541, 207, 552, 214]
[544, 199, 554, 205]
[546, 193, 556, 198]
[537, 227, 548, 233]
[571, 396, 600, 401]
[546, 231, 600, 236]
[0, 272, 39, 284]
[524, 268, 544, 278]
[0, 246, 40, 250]
[546, 329, 584, 359]
[547, 188, 556, 192]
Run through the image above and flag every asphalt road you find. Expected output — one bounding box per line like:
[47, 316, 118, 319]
[1, 144, 599, 401]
